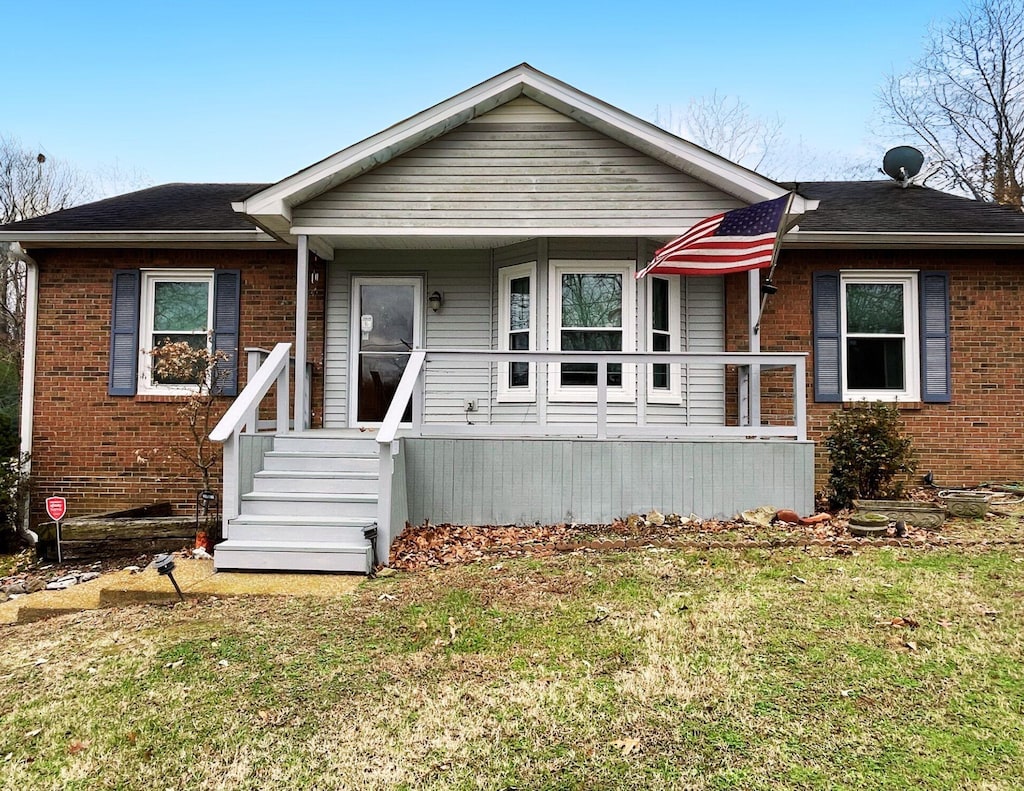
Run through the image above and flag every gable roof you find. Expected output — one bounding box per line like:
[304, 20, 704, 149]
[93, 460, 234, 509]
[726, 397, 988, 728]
[238, 63, 810, 249]
[784, 181, 1024, 247]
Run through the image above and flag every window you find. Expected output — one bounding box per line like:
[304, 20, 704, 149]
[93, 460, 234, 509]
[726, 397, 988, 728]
[646, 275, 681, 403]
[497, 263, 536, 402]
[109, 269, 240, 397]
[139, 271, 215, 392]
[813, 270, 950, 404]
[548, 261, 635, 401]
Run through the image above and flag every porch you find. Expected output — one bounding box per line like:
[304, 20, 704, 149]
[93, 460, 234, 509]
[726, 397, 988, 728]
[210, 344, 813, 573]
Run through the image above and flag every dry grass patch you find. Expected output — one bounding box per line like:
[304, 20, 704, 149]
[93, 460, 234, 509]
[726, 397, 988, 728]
[1, 544, 1023, 789]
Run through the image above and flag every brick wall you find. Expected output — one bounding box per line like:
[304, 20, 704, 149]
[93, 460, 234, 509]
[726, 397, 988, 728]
[27, 247, 323, 524]
[725, 249, 1024, 494]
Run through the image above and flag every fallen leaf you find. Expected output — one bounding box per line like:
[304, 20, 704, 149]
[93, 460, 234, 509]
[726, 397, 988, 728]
[609, 738, 642, 756]
[24, 729, 42, 739]
[378, 593, 396, 602]
[937, 619, 953, 629]
[218, 659, 229, 667]
[32, 658, 48, 667]
[840, 689, 853, 698]
[791, 575, 807, 584]
[890, 616, 920, 629]
[904, 641, 918, 651]
[448, 617, 459, 642]
[68, 739, 90, 755]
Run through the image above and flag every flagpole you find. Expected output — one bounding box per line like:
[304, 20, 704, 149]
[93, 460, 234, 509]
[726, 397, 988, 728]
[753, 190, 797, 334]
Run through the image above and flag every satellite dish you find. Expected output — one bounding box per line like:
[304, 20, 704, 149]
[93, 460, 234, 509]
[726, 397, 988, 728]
[882, 146, 925, 185]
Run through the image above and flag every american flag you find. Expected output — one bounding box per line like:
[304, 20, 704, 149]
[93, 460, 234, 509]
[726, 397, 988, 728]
[636, 194, 791, 278]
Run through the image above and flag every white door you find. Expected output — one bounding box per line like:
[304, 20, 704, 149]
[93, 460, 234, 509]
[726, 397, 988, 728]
[349, 276, 422, 425]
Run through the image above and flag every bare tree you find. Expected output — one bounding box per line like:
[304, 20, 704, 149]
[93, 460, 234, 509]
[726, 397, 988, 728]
[654, 96, 878, 182]
[0, 135, 93, 224]
[656, 93, 785, 172]
[880, 0, 1024, 206]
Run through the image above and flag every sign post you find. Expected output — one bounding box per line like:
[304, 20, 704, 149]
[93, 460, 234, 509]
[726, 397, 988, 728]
[45, 497, 67, 564]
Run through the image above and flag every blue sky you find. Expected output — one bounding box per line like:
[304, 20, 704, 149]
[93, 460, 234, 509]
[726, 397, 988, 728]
[6, 0, 968, 188]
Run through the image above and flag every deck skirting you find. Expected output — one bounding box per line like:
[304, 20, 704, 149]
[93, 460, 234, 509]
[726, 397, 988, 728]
[402, 438, 815, 526]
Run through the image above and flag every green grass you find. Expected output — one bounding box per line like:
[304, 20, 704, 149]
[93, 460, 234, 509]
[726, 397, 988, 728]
[1, 545, 1023, 789]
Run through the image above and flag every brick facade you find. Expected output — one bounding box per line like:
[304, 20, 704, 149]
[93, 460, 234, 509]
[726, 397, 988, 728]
[725, 249, 1024, 494]
[28, 247, 322, 525]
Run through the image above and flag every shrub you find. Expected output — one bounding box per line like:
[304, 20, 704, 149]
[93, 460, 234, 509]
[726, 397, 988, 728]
[825, 402, 916, 510]
[0, 453, 31, 551]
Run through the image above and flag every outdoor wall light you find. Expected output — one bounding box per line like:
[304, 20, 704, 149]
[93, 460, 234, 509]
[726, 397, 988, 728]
[428, 290, 444, 312]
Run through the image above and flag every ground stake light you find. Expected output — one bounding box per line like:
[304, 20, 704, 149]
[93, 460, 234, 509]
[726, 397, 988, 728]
[153, 553, 185, 602]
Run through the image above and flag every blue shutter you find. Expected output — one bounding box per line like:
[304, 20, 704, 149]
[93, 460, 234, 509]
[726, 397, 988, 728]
[813, 272, 842, 402]
[920, 271, 951, 403]
[212, 270, 240, 396]
[108, 270, 140, 396]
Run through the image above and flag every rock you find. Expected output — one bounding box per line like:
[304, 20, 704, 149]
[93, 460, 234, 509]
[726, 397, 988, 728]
[25, 577, 46, 593]
[78, 572, 101, 583]
[0, 590, 7, 602]
[46, 580, 76, 590]
[5, 582, 26, 596]
[123, 565, 142, 574]
[375, 567, 397, 578]
[739, 506, 777, 528]
[647, 509, 666, 527]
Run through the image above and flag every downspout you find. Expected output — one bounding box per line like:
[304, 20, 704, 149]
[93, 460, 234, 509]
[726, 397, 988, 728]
[10, 242, 38, 543]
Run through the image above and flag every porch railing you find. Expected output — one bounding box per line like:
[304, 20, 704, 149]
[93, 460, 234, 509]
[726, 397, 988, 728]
[211, 342, 292, 522]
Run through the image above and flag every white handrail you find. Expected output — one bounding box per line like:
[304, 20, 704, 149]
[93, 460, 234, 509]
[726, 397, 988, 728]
[377, 350, 426, 445]
[211, 342, 292, 442]
[210, 342, 292, 527]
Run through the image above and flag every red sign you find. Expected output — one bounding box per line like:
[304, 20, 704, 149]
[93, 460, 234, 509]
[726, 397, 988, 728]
[45, 497, 67, 522]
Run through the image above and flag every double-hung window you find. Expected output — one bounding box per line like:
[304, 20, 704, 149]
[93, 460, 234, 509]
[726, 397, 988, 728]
[139, 271, 215, 393]
[813, 269, 950, 403]
[109, 268, 240, 397]
[497, 262, 536, 402]
[548, 260, 635, 401]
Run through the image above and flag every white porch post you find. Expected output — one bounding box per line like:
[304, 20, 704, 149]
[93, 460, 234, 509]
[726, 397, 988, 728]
[295, 235, 309, 431]
[747, 268, 761, 428]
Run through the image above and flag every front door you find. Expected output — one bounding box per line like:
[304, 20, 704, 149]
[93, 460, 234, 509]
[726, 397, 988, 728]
[350, 276, 422, 425]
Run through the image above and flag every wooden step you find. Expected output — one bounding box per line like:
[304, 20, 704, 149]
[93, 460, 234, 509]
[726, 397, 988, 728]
[251, 470, 379, 494]
[214, 539, 371, 573]
[239, 491, 378, 518]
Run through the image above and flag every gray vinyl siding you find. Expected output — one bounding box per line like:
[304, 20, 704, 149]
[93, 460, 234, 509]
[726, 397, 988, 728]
[325, 241, 726, 428]
[324, 250, 492, 427]
[292, 98, 744, 230]
[403, 438, 815, 523]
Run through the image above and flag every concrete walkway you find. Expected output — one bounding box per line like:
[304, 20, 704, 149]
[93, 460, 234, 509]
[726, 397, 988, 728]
[0, 558, 365, 625]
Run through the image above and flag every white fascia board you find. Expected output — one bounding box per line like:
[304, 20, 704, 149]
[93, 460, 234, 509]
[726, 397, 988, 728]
[784, 230, 1024, 248]
[516, 74, 801, 210]
[241, 64, 816, 222]
[241, 72, 530, 218]
[0, 229, 282, 246]
[290, 225, 723, 239]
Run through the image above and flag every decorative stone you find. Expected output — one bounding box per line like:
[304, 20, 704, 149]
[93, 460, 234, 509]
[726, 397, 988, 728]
[78, 572, 101, 583]
[853, 500, 946, 530]
[942, 492, 989, 519]
[647, 509, 665, 527]
[25, 578, 46, 593]
[5, 582, 26, 595]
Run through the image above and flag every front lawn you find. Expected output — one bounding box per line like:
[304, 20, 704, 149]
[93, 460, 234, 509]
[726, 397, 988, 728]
[1, 543, 1022, 789]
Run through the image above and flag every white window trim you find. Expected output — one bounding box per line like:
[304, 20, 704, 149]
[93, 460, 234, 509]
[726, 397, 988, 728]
[497, 262, 537, 403]
[137, 269, 215, 396]
[646, 274, 682, 404]
[840, 270, 920, 402]
[547, 260, 635, 403]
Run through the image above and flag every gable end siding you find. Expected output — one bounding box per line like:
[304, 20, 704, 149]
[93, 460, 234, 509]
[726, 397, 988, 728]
[292, 100, 744, 231]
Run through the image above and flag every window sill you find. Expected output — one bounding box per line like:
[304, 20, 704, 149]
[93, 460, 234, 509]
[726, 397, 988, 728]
[841, 400, 923, 411]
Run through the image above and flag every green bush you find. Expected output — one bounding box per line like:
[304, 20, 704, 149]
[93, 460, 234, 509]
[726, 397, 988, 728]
[825, 403, 916, 510]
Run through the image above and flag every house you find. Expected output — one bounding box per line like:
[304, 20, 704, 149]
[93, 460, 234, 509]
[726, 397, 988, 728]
[3, 64, 1024, 573]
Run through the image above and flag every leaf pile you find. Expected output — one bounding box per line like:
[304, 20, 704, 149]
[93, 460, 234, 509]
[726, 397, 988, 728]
[389, 522, 577, 571]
